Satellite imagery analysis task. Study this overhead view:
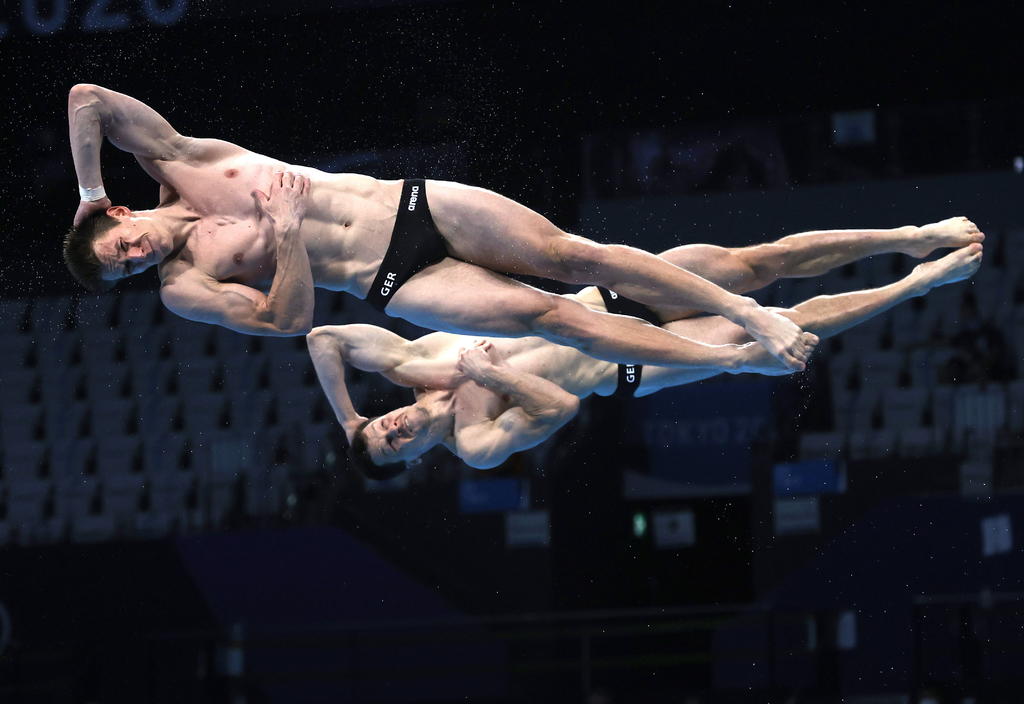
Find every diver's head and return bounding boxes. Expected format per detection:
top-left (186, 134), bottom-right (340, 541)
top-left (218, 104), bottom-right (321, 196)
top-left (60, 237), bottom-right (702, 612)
top-left (348, 402), bottom-right (450, 479)
top-left (347, 417), bottom-right (406, 481)
top-left (64, 206), bottom-right (167, 291)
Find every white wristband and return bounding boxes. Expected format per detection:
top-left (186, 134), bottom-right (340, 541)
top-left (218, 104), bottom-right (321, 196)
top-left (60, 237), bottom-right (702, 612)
top-left (79, 185), bottom-right (107, 202)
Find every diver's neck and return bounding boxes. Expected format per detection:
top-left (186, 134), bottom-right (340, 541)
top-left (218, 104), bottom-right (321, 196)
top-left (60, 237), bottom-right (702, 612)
top-left (137, 204), bottom-right (200, 258)
top-left (419, 389), bottom-right (457, 438)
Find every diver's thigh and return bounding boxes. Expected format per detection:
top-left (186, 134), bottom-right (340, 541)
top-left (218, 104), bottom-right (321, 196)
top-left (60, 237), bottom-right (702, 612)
top-left (385, 259), bottom-right (545, 337)
top-left (426, 180), bottom-right (570, 277)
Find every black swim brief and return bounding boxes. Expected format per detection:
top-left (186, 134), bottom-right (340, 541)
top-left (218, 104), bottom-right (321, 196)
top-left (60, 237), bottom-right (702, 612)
top-left (365, 179), bottom-right (450, 311)
top-left (597, 287), bottom-right (661, 399)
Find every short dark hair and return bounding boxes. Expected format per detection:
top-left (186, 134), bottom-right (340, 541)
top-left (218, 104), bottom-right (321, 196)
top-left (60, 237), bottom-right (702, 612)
top-left (347, 417), bottom-right (407, 481)
top-left (63, 210), bottom-right (118, 293)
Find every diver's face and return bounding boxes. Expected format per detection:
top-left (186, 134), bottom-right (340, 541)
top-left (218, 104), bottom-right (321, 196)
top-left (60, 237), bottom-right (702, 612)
top-left (93, 214), bottom-right (162, 282)
top-left (364, 404), bottom-right (439, 465)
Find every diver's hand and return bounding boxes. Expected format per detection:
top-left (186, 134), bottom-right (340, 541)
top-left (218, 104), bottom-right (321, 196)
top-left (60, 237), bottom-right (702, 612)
top-left (253, 171), bottom-right (310, 234)
top-left (342, 415), bottom-right (370, 445)
top-left (73, 196), bottom-right (112, 227)
top-left (471, 338), bottom-right (504, 364)
top-left (457, 341), bottom-right (501, 382)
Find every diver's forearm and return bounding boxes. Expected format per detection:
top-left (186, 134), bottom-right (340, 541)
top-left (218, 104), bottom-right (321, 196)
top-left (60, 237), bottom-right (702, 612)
top-left (68, 87), bottom-right (105, 190)
top-left (392, 357), bottom-right (464, 389)
top-left (469, 364), bottom-right (578, 418)
top-left (263, 226), bottom-right (315, 334)
top-left (307, 333), bottom-right (363, 426)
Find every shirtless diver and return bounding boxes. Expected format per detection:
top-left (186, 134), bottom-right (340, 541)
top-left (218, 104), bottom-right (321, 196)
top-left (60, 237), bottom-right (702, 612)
top-left (64, 83), bottom-right (889, 370)
top-left (306, 232), bottom-right (983, 473)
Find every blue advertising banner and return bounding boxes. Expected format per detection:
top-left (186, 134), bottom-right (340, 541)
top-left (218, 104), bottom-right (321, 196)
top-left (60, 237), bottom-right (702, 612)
top-left (635, 379), bottom-right (776, 494)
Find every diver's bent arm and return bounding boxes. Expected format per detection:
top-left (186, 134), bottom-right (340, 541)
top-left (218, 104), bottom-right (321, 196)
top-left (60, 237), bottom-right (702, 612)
top-left (68, 84), bottom-right (245, 186)
top-left (161, 271), bottom-right (312, 337)
top-left (457, 403), bottom-right (579, 470)
top-left (454, 358), bottom-right (580, 469)
top-left (68, 84), bottom-right (186, 189)
top-left (462, 358), bottom-right (581, 422)
top-left (306, 325), bottom-right (462, 389)
top-left (306, 328), bottom-right (373, 441)
top-left (161, 174), bottom-right (314, 336)
top-left (164, 171), bottom-right (315, 337)
top-left (306, 325), bottom-right (414, 375)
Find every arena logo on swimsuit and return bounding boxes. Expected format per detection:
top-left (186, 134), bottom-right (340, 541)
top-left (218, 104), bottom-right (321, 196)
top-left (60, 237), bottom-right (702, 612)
top-left (407, 185), bottom-right (420, 211)
top-left (624, 364), bottom-right (636, 383)
top-left (380, 271), bottom-right (397, 297)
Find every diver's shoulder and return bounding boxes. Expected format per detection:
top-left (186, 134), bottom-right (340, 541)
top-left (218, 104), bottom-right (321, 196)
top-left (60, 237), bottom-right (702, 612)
top-left (157, 253), bottom-right (195, 285)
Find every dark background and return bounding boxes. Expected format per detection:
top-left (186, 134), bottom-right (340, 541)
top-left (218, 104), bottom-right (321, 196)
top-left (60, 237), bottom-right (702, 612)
top-left (3, 1), bottom-right (1021, 296)
top-left (1, 2), bottom-right (1023, 703)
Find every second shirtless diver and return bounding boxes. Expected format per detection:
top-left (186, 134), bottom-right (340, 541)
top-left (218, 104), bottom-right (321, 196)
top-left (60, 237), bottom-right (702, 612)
top-left (65, 83), bottom-right (978, 370)
top-left (307, 233), bottom-right (983, 473)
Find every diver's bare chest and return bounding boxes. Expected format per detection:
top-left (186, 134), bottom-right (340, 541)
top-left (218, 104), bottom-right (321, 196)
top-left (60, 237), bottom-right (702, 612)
top-left (171, 159), bottom-right (279, 217)
top-left (453, 381), bottom-right (509, 424)
top-left (173, 162), bottom-right (283, 281)
top-left (187, 217), bottom-right (275, 284)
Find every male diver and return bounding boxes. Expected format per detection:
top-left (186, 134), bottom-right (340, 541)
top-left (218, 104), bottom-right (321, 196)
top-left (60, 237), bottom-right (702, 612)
top-left (63, 85), bottom-right (976, 371)
top-left (306, 234), bottom-right (983, 473)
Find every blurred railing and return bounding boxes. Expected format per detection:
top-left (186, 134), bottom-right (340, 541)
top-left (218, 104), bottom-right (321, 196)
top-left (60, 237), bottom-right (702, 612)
top-left (138, 603), bottom-right (766, 703)
top-left (6, 596), bottom-right (1023, 701)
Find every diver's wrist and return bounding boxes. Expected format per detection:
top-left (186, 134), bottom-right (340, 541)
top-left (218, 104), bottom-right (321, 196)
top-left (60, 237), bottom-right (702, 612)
top-left (78, 184), bottom-right (107, 202)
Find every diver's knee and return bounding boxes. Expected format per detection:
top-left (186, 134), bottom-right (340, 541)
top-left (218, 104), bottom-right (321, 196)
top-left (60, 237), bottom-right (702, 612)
top-left (736, 243), bottom-right (786, 288)
top-left (528, 296), bottom-right (593, 350)
top-left (550, 236), bottom-right (611, 284)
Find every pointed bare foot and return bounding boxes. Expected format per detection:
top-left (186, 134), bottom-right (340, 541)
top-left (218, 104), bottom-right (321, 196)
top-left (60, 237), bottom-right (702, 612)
top-left (741, 305), bottom-right (812, 370)
top-left (904, 216), bottom-right (985, 258)
top-left (910, 243), bottom-right (984, 293)
top-left (737, 332), bottom-right (820, 376)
